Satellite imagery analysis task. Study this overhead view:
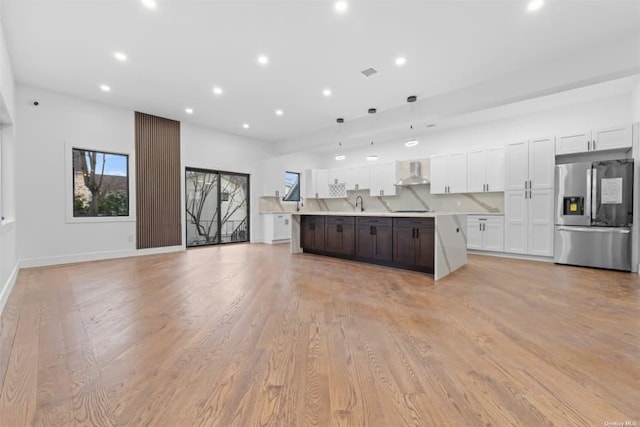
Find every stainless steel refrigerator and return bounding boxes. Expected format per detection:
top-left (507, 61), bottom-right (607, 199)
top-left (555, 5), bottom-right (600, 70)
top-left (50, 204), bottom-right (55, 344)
top-left (554, 159), bottom-right (634, 271)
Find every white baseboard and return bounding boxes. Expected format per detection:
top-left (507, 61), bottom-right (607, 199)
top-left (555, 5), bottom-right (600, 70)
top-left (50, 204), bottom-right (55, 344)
top-left (0, 262), bottom-right (20, 315)
top-left (468, 250), bottom-right (554, 263)
top-left (20, 245), bottom-right (185, 269)
top-left (263, 239), bottom-right (291, 245)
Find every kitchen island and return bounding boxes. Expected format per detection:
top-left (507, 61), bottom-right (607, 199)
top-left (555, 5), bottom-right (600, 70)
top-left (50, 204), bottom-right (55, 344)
top-left (291, 212), bottom-right (467, 280)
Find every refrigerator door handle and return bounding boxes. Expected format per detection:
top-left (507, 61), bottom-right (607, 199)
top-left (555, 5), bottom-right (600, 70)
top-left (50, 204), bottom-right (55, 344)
top-left (591, 168), bottom-right (597, 221)
top-left (556, 226), bottom-right (630, 234)
top-left (585, 168), bottom-right (592, 221)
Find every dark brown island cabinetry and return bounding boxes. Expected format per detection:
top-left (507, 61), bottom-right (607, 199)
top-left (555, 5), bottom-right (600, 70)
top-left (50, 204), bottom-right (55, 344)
top-left (325, 216), bottom-right (355, 256)
top-left (300, 215), bottom-right (325, 252)
top-left (299, 214), bottom-right (436, 274)
top-left (355, 217), bottom-right (393, 262)
top-left (392, 218), bottom-right (435, 272)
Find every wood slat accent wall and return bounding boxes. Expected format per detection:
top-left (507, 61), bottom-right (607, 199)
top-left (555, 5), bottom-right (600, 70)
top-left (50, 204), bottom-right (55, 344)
top-left (135, 112), bottom-right (182, 249)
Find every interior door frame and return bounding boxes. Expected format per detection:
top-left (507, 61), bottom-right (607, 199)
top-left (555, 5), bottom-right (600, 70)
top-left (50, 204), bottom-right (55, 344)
top-left (185, 166), bottom-right (251, 247)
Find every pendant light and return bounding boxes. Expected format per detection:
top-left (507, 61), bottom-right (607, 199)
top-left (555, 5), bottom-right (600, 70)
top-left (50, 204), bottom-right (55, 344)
top-left (366, 108), bottom-right (378, 160)
top-left (335, 118), bottom-right (346, 160)
top-left (405, 95), bottom-right (419, 147)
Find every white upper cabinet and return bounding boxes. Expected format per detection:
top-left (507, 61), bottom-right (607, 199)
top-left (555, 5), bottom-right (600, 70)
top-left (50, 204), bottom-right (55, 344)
top-left (555, 125), bottom-right (631, 155)
top-left (430, 154), bottom-right (447, 194)
top-left (369, 162), bottom-right (397, 197)
top-left (345, 166), bottom-right (370, 190)
top-left (592, 125), bottom-right (632, 151)
top-left (467, 149), bottom-right (486, 193)
top-left (485, 147), bottom-right (505, 192)
top-left (505, 138), bottom-right (554, 191)
top-left (327, 168), bottom-right (347, 185)
top-left (555, 131), bottom-right (589, 155)
top-left (505, 141), bottom-right (529, 191)
top-left (263, 167), bottom-right (285, 198)
top-left (467, 147), bottom-right (505, 193)
top-left (528, 137), bottom-right (555, 190)
top-left (304, 169), bottom-right (329, 199)
top-left (448, 153), bottom-right (468, 193)
top-left (430, 152), bottom-right (467, 194)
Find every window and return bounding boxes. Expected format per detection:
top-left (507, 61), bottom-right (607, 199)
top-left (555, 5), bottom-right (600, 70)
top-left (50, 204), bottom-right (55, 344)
top-left (72, 148), bottom-right (129, 217)
top-left (283, 171), bottom-right (300, 201)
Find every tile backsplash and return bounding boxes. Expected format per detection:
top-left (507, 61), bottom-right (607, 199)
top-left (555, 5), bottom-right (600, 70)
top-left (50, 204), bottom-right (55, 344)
top-left (260, 184), bottom-right (503, 214)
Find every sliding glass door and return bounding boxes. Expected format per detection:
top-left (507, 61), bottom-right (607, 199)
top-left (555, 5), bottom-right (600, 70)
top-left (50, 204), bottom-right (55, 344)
top-left (185, 168), bottom-right (249, 247)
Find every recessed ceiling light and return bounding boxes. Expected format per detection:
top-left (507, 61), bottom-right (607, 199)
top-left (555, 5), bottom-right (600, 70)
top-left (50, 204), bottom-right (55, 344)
top-left (185, 108), bottom-right (194, 114)
top-left (527, 0), bottom-right (544, 12)
top-left (243, 123), bottom-right (250, 129)
top-left (366, 155), bottom-right (378, 161)
top-left (99, 84), bottom-right (111, 92)
top-left (334, 1), bottom-right (348, 13)
top-left (275, 109), bottom-right (284, 116)
top-left (113, 51), bottom-right (127, 62)
top-left (323, 89), bottom-right (332, 97)
top-left (141, 0), bottom-right (157, 10)
top-left (257, 55), bottom-right (269, 65)
top-left (213, 86), bottom-right (223, 95)
top-left (405, 139), bottom-right (419, 147)
top-left (335, 155), bottom-right (346, 161)
top-left (395, 57), bottom-right (407, 66)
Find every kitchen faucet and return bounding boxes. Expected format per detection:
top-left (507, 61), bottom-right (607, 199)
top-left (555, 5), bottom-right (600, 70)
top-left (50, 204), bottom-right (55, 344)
top-left (355, 196), bottom-right (364, 212)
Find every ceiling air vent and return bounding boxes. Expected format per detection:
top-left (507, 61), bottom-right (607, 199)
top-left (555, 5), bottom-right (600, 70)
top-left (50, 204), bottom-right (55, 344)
top-left (361, 67), bottom-right (378, 77)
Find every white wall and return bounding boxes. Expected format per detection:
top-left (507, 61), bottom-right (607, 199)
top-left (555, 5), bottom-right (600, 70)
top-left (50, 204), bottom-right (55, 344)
top-left (0, 12), bottom-right (17, 314)
top-left (16, 85), bottom-right (275, 266)
top-left (322, 94), bottom-right (634, 168)
top-left (16, 86), bottom-right (137, 266)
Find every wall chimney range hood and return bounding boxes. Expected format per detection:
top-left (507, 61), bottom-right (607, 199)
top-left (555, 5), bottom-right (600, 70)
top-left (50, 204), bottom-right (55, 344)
top-left (396, 160), bottom-right (430, 186)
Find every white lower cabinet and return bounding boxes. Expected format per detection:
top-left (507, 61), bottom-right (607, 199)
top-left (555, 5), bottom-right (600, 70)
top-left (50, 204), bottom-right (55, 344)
top-left (467, 215), bottom-right (504, 251)
top-left (504, 188), bottom-right (554, 256)
top-left (263, 213), bottom-right (291, 243)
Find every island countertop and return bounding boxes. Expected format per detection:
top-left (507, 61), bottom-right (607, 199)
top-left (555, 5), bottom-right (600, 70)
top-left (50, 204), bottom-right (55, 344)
top-left (293, 211), bottom-right (462, 218)
top-left (290, 211), bottom-right (468, 280)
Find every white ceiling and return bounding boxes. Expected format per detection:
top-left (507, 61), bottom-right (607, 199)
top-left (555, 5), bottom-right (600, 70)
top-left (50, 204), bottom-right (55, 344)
top-left (2, 0), bottom-right (640, 149)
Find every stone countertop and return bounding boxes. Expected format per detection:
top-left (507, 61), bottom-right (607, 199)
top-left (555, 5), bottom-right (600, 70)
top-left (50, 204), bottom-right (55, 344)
top-left (291, 211), bottom-right (466, 218)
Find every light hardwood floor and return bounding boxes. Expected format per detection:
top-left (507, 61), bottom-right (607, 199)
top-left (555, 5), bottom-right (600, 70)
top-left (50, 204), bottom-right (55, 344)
top-left (0, 243), bottom-right (638, 426)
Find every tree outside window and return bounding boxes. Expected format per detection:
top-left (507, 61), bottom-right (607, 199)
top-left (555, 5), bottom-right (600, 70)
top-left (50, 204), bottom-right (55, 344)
top-left (72, 148), bottom-right (129, 217)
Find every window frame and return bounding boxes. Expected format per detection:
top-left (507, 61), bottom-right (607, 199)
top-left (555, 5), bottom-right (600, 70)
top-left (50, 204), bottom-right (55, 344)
top-left (65, 142), bottom-right (135, 224)
top-left (283, 170), bottom-right (301, 202)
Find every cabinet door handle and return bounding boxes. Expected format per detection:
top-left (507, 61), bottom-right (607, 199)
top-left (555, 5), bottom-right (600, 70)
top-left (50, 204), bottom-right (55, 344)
top-left (479, 223), bottom-right (482, 231)
top-left (412, 228), bottom-right (415, 238)
top-left (416, 228), bottom-right (420, 239)
top-left (529, 180), bottom-right (532, 189)
top-left (593, 140), bottom-right (596, 150)
top-left (337, 224), bottom-right (342, 233)
top-left (486, 183), bottom-right (489, 191)
top-left (524, 190), bottom-right (528, 199)
top-left (372, 226), bottom-right (377, 235)
top-left (315, 192), bottom-right (318, 198)
top-left (529, 190), bottom-right (532, 199)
